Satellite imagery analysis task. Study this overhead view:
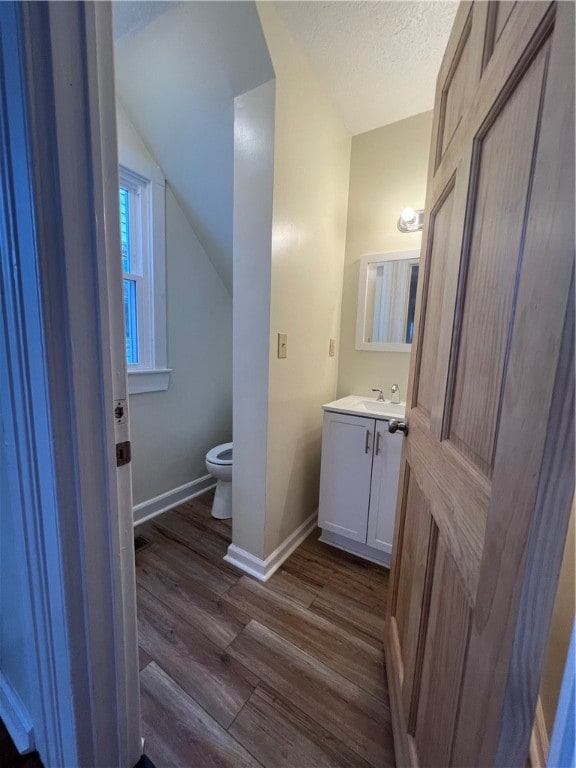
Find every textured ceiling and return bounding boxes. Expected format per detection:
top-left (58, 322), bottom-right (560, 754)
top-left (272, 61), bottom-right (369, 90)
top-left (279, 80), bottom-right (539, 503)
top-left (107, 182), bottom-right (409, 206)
top-left (273, 0), bottom-right (458, 135)
top-left (112, 1), bottom-right (181, 41)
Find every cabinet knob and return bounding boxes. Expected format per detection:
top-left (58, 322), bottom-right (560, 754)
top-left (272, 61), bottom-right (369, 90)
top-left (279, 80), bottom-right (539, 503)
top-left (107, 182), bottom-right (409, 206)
top-left (388, 419), bottom-right (408, 436)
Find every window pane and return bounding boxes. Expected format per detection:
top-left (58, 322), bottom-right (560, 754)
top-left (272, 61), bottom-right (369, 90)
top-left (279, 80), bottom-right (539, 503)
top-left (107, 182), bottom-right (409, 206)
top-left (119, 187), bottom-right (131, 273)
top-left (123, 279), bottom-right (138, 365)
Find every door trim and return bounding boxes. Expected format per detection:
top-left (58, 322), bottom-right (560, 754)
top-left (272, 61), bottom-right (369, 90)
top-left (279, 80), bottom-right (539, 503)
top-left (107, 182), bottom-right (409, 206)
top-left (0, 3), bottom-right (141, 765)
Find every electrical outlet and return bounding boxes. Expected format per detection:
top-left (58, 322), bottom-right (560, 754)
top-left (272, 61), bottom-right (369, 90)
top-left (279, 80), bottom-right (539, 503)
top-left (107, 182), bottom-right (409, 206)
top-left (329, 338), bottom-right (336, 357)
top-left (278, 333), bottom-right (287, 359)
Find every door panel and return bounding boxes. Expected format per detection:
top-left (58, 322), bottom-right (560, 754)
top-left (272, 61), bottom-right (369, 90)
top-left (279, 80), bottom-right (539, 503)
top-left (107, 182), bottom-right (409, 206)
top-left (394, 476), bottom-right (430, 655)
top-left (415, 186), bottom-right (454, 417)
top-left (484, 1), bottom-right (517, 66)
top-left (407, 409), bottom-right (486, 601)
top-left (493, 1), bottom-right (515, 42)
top-left (392, 473), bottom-right (434, 723)
top-left (385, 2), bottom-right (574, 766)
top-left (414, 539), bottom-right (471, 768)
top-left (448, 40), bottom-right (550, 476)
top-left (439, 8), bottom-right (473, 159)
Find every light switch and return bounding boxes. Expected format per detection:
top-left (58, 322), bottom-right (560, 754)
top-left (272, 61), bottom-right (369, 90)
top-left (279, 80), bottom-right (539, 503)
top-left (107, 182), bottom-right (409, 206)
top-left (278, 333), bottom-right (287, 359)
top-left (329, 338), bottom-right (336, 357)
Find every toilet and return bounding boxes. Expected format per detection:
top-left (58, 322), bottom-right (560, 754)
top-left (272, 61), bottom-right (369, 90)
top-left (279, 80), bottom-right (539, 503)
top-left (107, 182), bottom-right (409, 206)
top-left (205, 442), bottom-right (233, 519)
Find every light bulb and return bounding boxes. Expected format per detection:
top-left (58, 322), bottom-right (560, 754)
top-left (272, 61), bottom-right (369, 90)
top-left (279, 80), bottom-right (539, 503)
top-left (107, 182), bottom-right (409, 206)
top-left (400, 207), bottom-right (416, 224)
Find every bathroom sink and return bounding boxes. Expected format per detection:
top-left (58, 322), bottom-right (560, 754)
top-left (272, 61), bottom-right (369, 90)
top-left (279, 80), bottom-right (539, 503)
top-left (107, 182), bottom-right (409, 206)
top-left (322, 395), bottom-right (406, 420)
top-left (357, 400), bottom-right (406, 417)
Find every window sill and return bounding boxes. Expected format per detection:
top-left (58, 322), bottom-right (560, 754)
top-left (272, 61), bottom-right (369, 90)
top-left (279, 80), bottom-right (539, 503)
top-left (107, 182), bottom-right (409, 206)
top-left (128, 368), bottom-right (172, 395)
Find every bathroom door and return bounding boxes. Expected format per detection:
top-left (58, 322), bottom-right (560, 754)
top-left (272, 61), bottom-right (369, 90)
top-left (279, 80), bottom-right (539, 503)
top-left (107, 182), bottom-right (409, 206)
top-left (385, 2), bottom-right (574, 766)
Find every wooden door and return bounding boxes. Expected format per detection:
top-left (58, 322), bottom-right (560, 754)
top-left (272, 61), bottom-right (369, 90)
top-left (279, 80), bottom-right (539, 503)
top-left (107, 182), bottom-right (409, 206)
top-left (385, 2), bottom-right (575, 766)
top-left (318, 412), bottom-right (373, 542)
top-left (367, 420), bottom-right (403, 556)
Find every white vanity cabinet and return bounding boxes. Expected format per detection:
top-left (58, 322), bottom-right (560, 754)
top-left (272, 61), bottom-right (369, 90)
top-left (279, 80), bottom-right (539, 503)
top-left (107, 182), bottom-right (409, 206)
top-left (318, 409), bottom-right (403, 567)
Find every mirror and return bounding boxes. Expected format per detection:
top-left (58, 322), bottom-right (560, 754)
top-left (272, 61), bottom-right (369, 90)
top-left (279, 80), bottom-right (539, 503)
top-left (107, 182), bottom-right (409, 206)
top-left (355, 250), bottom-right (420, 352)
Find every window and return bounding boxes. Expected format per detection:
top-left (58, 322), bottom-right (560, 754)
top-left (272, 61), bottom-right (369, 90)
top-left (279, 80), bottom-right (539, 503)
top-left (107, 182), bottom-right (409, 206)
top-left (119, 163), bottom-right (169, 394)
top-left (120, 174), bottom-right (144, 366)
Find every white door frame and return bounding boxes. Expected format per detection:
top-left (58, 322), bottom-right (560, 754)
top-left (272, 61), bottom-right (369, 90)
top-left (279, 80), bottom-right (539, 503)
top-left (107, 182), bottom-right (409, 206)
top-left (0, 2), bottom-right (140, 765)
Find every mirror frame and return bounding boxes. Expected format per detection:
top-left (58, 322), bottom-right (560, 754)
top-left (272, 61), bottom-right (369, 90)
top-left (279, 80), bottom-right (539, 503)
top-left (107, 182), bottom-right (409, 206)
top-left (355, 249), bottom-right (420, 352)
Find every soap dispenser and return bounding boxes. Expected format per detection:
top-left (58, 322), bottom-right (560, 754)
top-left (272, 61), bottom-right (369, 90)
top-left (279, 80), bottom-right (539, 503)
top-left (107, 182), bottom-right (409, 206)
top-left (391, 384), bottom-right (400, 404)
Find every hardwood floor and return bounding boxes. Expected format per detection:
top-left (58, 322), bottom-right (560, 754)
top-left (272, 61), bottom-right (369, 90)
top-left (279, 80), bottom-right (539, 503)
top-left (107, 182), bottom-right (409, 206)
top-left (136, 491), bottom-right (396, 768)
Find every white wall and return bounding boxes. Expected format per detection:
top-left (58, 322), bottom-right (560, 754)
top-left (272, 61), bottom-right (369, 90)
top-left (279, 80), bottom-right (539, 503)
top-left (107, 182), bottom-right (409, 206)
top-left (337, 111), bottom-right (433, 400)
top-left (257, 2), bottom-right (351, 558)
top-left (232, 80), bottom-right (275, 558)
top-left (113, 1), bottom-right (274, 292)
top-left (117, 105), bottom-right (233, 507)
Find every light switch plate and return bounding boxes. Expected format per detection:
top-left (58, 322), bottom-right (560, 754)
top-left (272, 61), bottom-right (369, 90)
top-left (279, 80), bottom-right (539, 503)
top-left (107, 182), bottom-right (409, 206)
top-left (329, 338), bottom-right (336, 357)
top-left (278, 333), bottom-right (287, 359)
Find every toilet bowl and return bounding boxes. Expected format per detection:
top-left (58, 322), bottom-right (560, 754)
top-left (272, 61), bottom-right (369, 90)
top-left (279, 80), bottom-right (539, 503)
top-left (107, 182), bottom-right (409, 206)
top-left (205, 442), bottom-right (233, 519)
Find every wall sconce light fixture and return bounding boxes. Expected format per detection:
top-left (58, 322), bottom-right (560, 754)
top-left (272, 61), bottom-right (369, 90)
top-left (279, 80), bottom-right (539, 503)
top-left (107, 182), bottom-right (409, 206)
top-left (397, 207), bottom-right (424, 233)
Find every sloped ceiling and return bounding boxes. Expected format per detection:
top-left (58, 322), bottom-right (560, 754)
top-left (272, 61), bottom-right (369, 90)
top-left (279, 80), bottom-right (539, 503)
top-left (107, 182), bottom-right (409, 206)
top-left (113, 1), bottom-right (180, 42)
top-left (273, 1), bottom-right (458, 135)
top-left (112, 1), bottom-right (274, 293)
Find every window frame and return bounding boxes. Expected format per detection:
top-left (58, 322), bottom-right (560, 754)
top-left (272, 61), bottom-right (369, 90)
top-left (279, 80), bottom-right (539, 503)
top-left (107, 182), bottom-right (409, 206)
top-left (118, 156), bottom-right (169, 394)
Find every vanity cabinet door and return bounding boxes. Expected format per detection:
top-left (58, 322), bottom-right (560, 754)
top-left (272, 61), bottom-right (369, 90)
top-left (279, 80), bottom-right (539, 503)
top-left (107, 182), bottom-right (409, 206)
top-left (366, 420), bottom-right (403, 554)
top-left (318, 412), bottom-right (374, 543)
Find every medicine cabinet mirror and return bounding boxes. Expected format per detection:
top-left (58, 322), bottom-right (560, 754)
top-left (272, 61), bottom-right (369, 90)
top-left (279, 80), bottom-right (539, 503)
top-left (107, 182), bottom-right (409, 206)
top-left (355, 250), bottom-right (420, 352)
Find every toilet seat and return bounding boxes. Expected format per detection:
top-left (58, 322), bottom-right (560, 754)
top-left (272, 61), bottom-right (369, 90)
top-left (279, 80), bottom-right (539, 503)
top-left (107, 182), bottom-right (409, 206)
top-left (205, 442), bottom-right (233, 520)
top-left (206, 442), bottom-right (233, 466)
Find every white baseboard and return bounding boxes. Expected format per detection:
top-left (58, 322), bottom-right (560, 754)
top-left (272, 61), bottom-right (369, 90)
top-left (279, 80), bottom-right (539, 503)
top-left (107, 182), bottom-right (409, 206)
top-left (319, 530), bottom-right (391, 568)
top-left (224, 511), bottom-right (317, 581)
top-left (133, 474), bottom-right (216, 526)
top-left (0, 671), bottom-right (34, 754)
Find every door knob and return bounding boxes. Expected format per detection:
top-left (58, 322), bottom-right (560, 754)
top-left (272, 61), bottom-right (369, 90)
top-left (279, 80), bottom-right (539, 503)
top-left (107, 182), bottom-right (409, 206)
top-left (388, 419), bottom-right (408, 435)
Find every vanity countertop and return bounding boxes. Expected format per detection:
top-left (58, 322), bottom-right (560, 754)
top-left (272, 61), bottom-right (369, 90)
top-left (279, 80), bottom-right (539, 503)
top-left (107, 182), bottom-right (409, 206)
top-left (322, 395), bottom-right (406, 420)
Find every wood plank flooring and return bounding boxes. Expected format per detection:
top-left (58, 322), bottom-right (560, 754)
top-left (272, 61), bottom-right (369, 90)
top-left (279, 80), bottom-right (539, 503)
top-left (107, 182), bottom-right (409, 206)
top-left (136, 491), bottom-right (396, 768)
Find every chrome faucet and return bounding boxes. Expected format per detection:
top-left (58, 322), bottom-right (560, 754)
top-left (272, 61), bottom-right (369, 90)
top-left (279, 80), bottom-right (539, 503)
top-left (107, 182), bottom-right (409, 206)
top-left (371, 388), bottom-right (385, 402)
top-left (391, 384), bottom-right (400, 404)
